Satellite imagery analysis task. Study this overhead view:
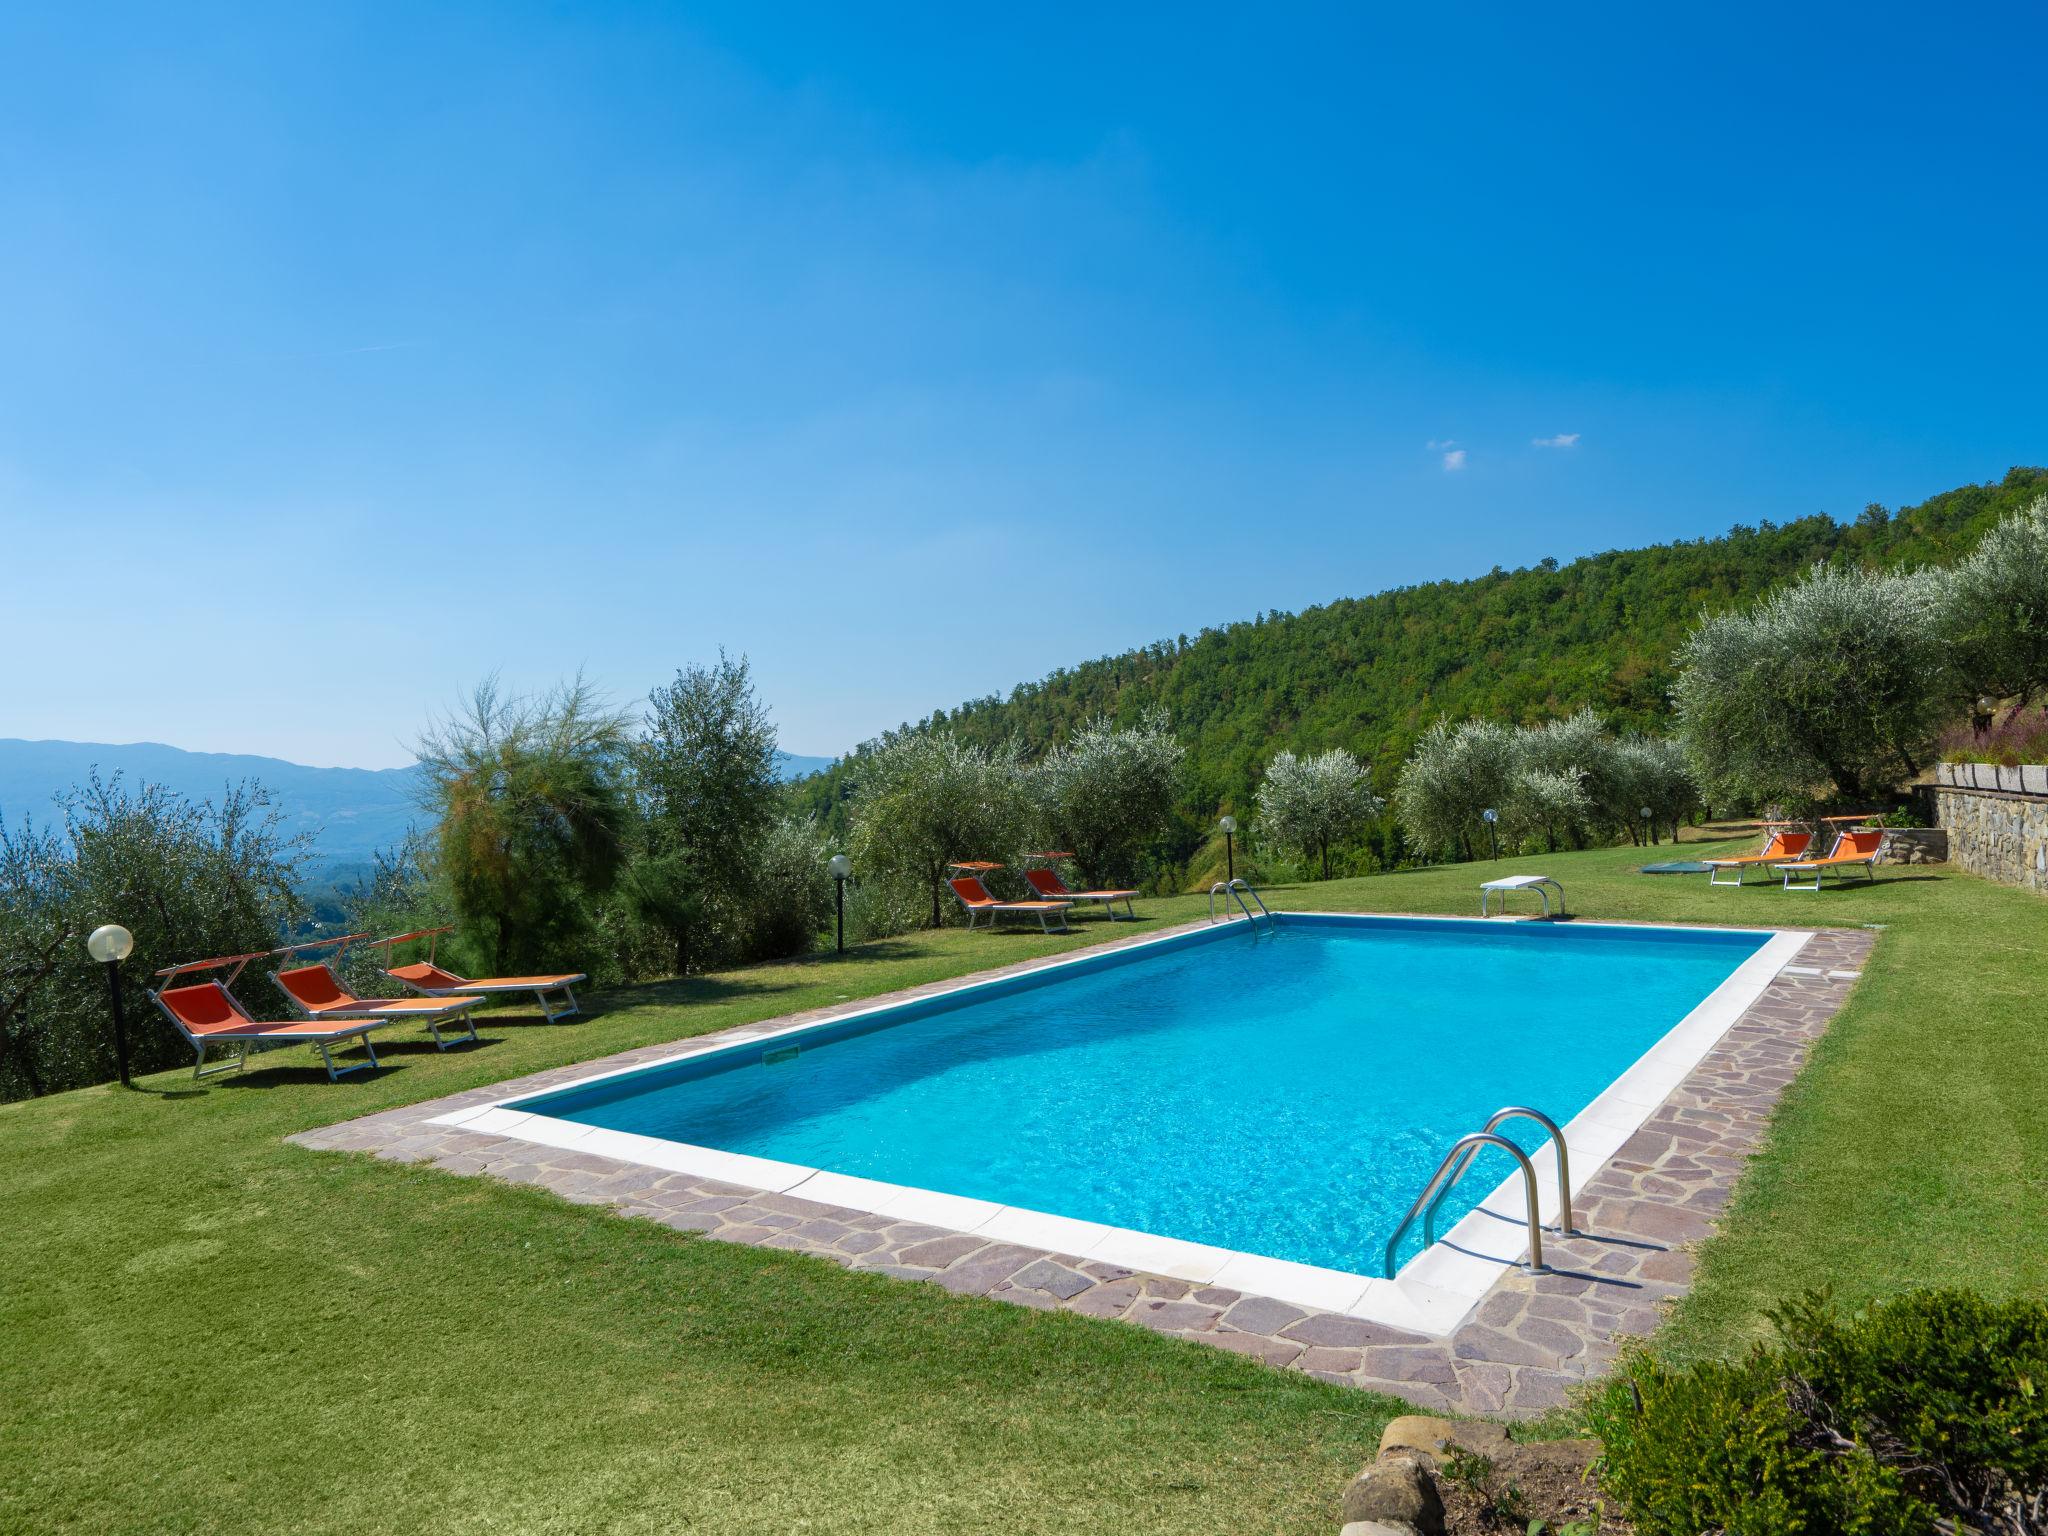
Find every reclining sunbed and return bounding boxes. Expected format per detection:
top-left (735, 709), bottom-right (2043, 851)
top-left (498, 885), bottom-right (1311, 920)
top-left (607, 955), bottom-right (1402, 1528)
top-left (1703, 826), bottom-right (1812, 887)
top-left (272, 960), bottom-right (485, 1050)
top-left (373, 927), bottom-right (585, 1023)
top-left (1021, 856), bottom-right (1138, 920)
top-left (948, 875), bottom-right (1072, 933)
top-left (150, 958), bottom-right (389, 1081)
top-left (1773, 827), bottom-right (1886, 891)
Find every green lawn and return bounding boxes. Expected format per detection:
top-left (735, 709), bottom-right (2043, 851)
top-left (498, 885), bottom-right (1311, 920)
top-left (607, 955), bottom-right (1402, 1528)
top-left (4, 841), bottom-right (2044, 1532)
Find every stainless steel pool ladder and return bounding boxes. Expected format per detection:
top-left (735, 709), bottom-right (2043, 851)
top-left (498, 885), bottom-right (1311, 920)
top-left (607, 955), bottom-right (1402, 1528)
top-left (1207, 878), bottom-right (1273, 928)
top-left (1381, 1106), bottom-right (1578, 1279)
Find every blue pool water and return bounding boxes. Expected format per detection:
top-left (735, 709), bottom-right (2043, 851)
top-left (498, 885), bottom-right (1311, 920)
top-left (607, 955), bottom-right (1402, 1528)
top-left (516, 916), bottom-right (1765, 1274)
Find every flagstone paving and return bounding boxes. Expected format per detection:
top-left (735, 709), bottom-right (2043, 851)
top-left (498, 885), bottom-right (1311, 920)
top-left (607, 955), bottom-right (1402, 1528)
top-left (289, 921), bottom-right (1873, 1416)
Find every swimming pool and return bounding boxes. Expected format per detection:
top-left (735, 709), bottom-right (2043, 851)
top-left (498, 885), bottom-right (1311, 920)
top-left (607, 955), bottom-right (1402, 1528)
top-left (475, 914), bottom-right (1799, 1322)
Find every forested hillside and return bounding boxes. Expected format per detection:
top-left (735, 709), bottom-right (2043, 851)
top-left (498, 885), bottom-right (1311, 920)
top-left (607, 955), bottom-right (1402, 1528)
top-left (796, 468), bottom-right (2046, 840)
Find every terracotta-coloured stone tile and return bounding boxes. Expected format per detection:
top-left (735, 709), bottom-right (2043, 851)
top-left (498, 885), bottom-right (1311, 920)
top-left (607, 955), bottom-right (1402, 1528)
top-left (1221, 1295), bottom-right (1307, 1335)
top-left (898, 1233), bottom-right (986, 1269)
top-left (1297, 1346), bottom-right (1365, 1373)
top-left (1202, 1331), bottom-right (1304, 1367)
top-left (1130, 1299), bottom-right (1223, 1334)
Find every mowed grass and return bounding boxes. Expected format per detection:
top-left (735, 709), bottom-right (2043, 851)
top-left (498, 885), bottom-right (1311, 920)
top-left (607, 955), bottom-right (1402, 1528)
top-left (4, 839), bottom-right (2045, 1531)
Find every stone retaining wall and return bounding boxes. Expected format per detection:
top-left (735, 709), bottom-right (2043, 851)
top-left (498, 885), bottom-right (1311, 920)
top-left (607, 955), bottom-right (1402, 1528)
top-left (1935, 785), bottom-right (2048, 893)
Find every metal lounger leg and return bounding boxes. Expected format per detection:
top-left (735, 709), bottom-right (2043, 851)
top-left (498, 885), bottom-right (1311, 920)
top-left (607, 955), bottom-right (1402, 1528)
top-left (426, 1010), bottom-right (480, 1051)
top-left (193, 1040), bottom-right (249, 1080)
top-left (315, 1031), bottom-right (378, 1080)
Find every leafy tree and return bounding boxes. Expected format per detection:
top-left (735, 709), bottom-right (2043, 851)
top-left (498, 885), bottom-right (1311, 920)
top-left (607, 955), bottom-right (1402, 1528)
top-left (846, 731), bottom-right (1030, 927)
top-left (1394, 718), bottom-right (1518, 859)
top-left (631, 652), bottom-right (781, 975)
top-left (1936, 494), bottom-right (2048, 717)
top-left (1503, 765), bottom-right (1592, 853)
top-left (1515, 708), bottom-right (1610, 847)
top-left (1613, 734), bottom-right (1699, 844)
top-left (1037, 712), bottom-right (1186, 887)
top-left (1254, 748), bottom-right (1384, 879)
top-left (1674, 562), bottom-right (1951, 808)
top-left (336, 828), bottom-right (455, 996)
top-left (414, 675), bottom-right (631, 974)
top-left (1, 774), bottom-right (306, 1101)
top-left (0, 818), bottom-right (72, 1099)
top-left (728, 816), bottom-right (835, 961)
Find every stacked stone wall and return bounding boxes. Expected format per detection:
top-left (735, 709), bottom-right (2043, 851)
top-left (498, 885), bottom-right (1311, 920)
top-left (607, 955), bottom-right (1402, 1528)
top-left (1934, 784), bottom-right (2048, 893)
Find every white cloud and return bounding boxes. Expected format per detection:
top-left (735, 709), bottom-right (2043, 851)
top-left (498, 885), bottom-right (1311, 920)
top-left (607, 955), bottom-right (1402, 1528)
top-left (1532, 432), bottom-right (1580, 448)
top-left (1427, 437), bottom-right (1456, 450)
top-left (1441, 448), bottom-right (1466, 472)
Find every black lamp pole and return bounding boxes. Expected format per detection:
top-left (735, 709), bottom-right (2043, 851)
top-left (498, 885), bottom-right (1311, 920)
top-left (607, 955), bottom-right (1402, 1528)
top-left (1220, 816), bottom-right (1237, 882)
top-left (828, 855), bottom-right (851, 955)
top-left (88, 925), bottom-right (136, 1088)
top-left (103, 959), bottom-right (131, 1087)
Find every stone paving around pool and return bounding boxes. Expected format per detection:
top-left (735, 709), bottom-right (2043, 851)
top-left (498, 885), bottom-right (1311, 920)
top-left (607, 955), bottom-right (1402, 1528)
top-left (288, 921), bottom-right (1874, 1417)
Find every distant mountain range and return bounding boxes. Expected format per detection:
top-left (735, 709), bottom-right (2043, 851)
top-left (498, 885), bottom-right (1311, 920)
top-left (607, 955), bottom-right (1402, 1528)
top-left (0, 739), bottom-right (839, 874)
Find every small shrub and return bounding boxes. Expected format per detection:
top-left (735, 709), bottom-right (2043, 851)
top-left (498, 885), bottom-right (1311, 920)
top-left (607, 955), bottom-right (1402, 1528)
top-left (1938, 705), bottom-right (2048, 767)
top-left (1587, 1288), bottom-right (2048, 1536)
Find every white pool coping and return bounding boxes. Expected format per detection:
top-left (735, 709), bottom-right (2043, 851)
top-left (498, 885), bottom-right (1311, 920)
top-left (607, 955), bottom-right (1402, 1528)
top-left (427, 913), bottom-right (1814, 1337)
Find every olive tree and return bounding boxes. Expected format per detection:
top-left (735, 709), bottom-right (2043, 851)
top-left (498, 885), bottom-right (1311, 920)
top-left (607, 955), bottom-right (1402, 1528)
top-left (1036, 712), bottom-right (1186, 887)
top-left (1513, 709), bottom-right (1611, 848)
top-left (415, 674), bottom-right (632, 974)
top-left (847, 731), bottom-right (1031, 927)
top-left (631, 652), bottom-right (781, 975)
top-left (1394, 717), bottom-right (1518, 859)
top-left (1502, 765), bottom-right (1592, 853)
top-left (1, 774), bottom-right (306, 1101)
top-left (1936, 495), bottom-right (2048, 717)
top-left (1674, 562), bottom-right (1950, 808)
top-left (727, 815), bottom-right (835, 962)
top-left (1254, 748), bottom-right (1384, 879)
top-left (1611, 734), bottom-right (1699, 844)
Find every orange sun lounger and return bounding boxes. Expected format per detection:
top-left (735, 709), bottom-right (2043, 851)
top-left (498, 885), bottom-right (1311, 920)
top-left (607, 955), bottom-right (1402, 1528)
top-left (948, 875), bottom-right (1072, 933)
top-left (1703, 826), bottom-right (1812, 887)
top-left (1773, 827), bottom-right (1886, 891)
top-left (149, 957), bottom-right (390, 1081)
top-left (271, 957), bottom-right (485, 1051)
top-left (1021, 856), bottom-right (1138, 920)
top-left (373, 928), bottom-right (586, 1023)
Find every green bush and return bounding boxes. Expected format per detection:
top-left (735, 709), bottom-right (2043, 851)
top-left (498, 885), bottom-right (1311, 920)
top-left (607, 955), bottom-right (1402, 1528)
top-left (1588, 1289), bottom-right (2048, 1536)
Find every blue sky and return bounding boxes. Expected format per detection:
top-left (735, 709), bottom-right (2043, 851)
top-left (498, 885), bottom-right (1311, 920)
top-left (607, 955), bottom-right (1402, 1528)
top-left (3, 3), bottom-right (2043, 769)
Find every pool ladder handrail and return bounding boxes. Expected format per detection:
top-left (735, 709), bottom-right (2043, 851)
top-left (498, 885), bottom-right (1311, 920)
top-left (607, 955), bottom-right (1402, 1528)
top-left (1207, 878), bottom-right (1273, 928)
top-left (1381, 1106), bottom-right (1578, 1280)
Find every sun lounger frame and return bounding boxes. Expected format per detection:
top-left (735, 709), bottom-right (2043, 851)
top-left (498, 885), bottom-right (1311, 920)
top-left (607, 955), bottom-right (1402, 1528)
top-left (1704, 825), bottom-right (1812, 886)
top-left (1021, 858), bottom-right (1138, 920)
top-left (1771, 827), bottom-right (1886, 892)
top-left (948, 875), bottom-right (1073, 933)
top-left (271, 959), bottom-right (484, 1051)
top-left (371, 927), bottom-right (586, 1023)
top-left (149, 956), bottom-right (386, 1081)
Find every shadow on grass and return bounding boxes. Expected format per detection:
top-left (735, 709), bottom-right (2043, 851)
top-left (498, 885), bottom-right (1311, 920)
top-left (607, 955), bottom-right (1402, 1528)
top-left (468, 1011), bottom-right (591, 1029)
top-left (220, 1060), bottom-right (410, 1091)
